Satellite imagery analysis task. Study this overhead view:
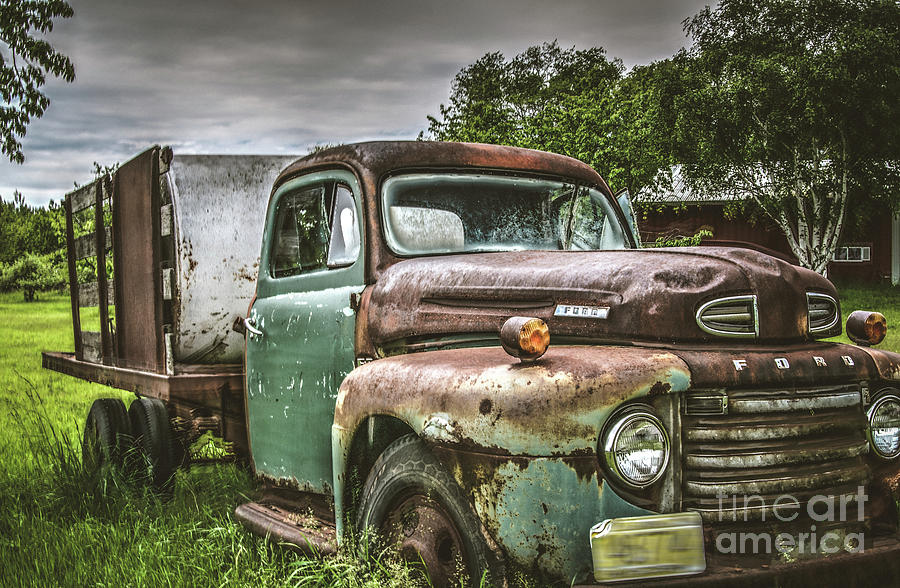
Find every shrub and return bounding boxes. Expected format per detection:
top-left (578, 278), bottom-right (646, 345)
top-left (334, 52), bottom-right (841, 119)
top-left (648, 228), bottom-right (713, 248)
top-left (0, 251), bottom-right (67, 301)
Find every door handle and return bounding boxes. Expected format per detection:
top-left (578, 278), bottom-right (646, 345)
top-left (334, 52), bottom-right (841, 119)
top-left (232, 315), bottom-right (263, 337)
top-left (242, 317), bottom-right (263, 337)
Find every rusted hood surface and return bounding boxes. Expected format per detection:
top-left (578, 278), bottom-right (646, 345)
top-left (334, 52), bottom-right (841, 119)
top-left (367, 247), bottom-right (836, 346)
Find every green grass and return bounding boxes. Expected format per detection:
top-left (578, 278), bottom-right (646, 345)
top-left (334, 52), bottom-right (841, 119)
top-left (0, 291), bottom-right (418, 587)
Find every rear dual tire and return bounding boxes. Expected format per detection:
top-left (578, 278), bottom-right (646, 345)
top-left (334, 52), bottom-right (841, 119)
top-left (82, 397), bottom-right (176, 491)
top-left (128, 397), bottom-right (176, 490)
top-left (82, 398), bottom-right (130, 473)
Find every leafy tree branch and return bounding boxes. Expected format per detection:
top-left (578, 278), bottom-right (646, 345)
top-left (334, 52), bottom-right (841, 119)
top-left (0, 0), bottom-right (75, 163)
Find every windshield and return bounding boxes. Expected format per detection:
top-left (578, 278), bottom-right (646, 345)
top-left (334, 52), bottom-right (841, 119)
top-left (382, 173), bottom-right (629, 256)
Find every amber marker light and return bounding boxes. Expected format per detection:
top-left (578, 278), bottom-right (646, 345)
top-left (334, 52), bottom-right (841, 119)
top-left (501, 316), bottom-right (550, 361)
top-left (846, 310), bottom-right (887, 346)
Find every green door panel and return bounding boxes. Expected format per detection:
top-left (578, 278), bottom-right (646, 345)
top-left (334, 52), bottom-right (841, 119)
top-left (246, 170), bottom-right (364, 492)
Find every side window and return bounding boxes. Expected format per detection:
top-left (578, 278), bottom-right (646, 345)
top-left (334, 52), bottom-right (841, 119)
top-left (327, 185), bottom-right (361, 267)
top-left (570, 191), bottom-right (625, 251)
top-left (270, 182), bottom-right (360, 278)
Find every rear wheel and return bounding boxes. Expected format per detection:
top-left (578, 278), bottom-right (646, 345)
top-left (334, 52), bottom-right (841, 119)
top-left (356, 434), bottom-right (502, 587)
top-left (82, 398), bottom-right (130, 472)
top-left (127, 397), bottom-right (176, 490)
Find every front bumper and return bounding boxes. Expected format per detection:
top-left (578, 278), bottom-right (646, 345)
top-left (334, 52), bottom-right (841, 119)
top-left (577, 534), bottom-right (900, 587)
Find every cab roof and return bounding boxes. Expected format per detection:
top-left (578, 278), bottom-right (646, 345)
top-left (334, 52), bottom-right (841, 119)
top-left (274, 141), bottom-right (607, 191)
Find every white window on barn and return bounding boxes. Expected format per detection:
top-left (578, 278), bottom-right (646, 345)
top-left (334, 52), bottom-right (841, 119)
top-left (833, 245), bottom-right (871, 263)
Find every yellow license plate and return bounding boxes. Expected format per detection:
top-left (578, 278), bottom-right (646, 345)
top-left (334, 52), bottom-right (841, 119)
top-left (590, 512), bottom-right (706, 583)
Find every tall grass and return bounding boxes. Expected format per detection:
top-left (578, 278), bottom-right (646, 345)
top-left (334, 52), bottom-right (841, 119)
top-left (0, 292), bottom-right (422, 587)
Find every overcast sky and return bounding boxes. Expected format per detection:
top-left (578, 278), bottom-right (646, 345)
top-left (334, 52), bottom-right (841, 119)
top-left (1, 0), bottom-right (710, 206)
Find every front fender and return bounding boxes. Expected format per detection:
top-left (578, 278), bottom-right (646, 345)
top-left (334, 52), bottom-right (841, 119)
top-left (331, 345), bottom-right (691, 544)
top-left (335, 345), bottom-right (690, 455)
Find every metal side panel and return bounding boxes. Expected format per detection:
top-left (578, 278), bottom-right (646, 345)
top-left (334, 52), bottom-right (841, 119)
top-left (168, 155), bottom-right (299, 364)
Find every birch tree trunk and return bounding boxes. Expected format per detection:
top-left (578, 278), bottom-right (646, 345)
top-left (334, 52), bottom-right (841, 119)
top-left (754, 158), bottom-right (847, 276)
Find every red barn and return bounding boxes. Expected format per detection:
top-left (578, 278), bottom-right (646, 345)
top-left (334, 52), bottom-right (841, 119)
top-left (634, 171), bottom-right (898, 283)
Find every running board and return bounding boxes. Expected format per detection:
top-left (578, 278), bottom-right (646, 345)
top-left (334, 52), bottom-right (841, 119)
top-left (235, 500), bottom-right (337, 556)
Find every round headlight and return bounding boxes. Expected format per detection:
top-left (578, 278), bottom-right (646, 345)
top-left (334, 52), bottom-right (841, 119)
top-left (603, 410), bottom-right (669, 487)
top-left (868, 394), bottom-right (900, 460)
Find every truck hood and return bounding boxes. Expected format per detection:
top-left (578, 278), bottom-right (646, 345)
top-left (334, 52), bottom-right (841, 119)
top-left (366, 247), bottom-right (839, 347)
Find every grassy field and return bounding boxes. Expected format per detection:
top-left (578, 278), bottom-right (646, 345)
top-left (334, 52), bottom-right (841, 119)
top-left (0, 292), bottom-right (416, 588)
top-left (1, 285), bottom-right (898, 587)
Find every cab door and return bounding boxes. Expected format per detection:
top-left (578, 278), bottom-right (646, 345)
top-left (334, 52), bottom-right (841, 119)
top-left (245, 170), bottom-right (364, 492)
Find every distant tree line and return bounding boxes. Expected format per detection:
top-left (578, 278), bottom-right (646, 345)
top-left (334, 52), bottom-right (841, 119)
top-left (0, 192), bottom-right (67, 300)
top-left (424, 0), bottom-right (900, 275)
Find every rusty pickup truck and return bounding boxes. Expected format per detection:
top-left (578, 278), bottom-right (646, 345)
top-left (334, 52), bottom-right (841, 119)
top-left (45, 141), bottom-right (900, 586)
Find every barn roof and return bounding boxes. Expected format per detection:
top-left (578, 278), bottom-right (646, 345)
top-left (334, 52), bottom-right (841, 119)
top-left (635, 165), bottom-right (741, 204)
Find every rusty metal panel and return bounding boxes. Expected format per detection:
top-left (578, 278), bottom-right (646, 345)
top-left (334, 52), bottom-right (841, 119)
top-left (167, 154), bottom-right (298, 364)
top-left (112, 148), bottom-right (164, 371)
top-left (275, 141), bottom-right (606, 195)
top-left (334, 344), bottom-right (691, 457)
top-left (364, 247), bottom-right (837, 349)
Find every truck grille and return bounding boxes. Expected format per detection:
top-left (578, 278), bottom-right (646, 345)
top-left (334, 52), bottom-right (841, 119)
top-left (682, 384), bottom-right (870, 522)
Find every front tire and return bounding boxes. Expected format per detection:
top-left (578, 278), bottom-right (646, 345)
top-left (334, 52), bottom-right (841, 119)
top-left (356, 434), bottom-right (502, 587)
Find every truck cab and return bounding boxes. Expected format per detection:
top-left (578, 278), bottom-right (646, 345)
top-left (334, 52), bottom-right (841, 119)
top-left (240, 141), bottom-right (900, 585)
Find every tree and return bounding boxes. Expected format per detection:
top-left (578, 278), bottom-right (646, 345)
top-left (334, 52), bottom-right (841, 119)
top-left (0, 190), bottom-right (66, 300)
top-left (0, 190), bottom-right (63, 263)
top-left (0, 251), bottom-right (65, 301)
top-left (610, 60), bottom-right (682, 197)
top-left (425, 42), bottom-right (681, 197)
top-left (1, 0), bottom-right (75, 163)
top-left (662, 0), bottom-right (900, 274)
top-left (426, 43), bottom-right (634, 191)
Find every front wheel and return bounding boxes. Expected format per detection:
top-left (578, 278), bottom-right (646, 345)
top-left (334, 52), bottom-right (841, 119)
top-left (356, 434), bottom-right (502, 587)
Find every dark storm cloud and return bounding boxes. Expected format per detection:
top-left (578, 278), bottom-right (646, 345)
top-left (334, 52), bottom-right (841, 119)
top-left (1, 0), bottom-right (710, 205)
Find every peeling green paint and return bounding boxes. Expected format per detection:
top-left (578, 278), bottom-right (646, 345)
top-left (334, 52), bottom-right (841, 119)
top-left (247, 170), bottom-right (364, 492)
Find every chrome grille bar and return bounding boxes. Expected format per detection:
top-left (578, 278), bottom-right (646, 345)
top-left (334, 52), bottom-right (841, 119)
top-left (682, 384), bottom-right (870, 522)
